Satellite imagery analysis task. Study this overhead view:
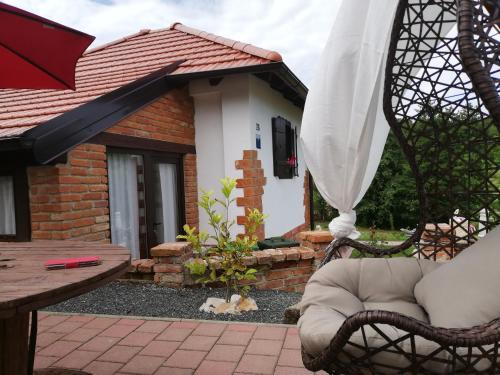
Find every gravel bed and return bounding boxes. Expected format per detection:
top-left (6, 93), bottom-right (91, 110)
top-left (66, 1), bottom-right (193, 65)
top-left (44, 281), bottom-right (302, 324)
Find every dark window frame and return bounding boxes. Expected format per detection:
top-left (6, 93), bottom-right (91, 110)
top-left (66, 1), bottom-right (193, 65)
top-left (106, 146), bottom-right (186, 258)
top-left (271, 116), bottom-right (299, 179)
top-left (0, 165), bottom-right (31, 242)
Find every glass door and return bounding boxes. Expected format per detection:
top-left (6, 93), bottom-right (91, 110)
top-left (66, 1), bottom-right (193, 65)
top-left (148, 158), bottom-right (181, 247)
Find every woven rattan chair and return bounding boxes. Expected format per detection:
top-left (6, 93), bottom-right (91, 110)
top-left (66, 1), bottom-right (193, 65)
top-left (298, 0), bottom-right (499, 373)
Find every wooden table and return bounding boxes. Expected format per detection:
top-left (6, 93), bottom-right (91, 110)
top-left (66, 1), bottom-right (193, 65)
top-left (0, 241), bottom-right (130, 375)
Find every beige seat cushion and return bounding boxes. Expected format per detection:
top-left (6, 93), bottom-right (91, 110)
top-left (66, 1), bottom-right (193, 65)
top-left (299, 258), bottom-right (439, 355)
top-left (414, 226), bottom-right (500, 328)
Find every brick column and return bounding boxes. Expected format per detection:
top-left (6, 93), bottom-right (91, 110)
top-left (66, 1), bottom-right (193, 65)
top-left (235, 150), bottom-right (266, 239)
top-left (183, 153), bottom-right (199, 229)
top-left (297, 230), bottom-right (334, 267)
top-left (150, 242), bottom-right (193, 287)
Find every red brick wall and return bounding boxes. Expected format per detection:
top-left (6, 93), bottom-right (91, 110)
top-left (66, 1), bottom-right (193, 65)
top-left (28, 87), bottom-right (198, 242)
top-left (28, 144), bottom-right (110, 241)
top-left (106, 88), bottom-right (195, 145)
top-left (235, 150), bottom-right (266, 239)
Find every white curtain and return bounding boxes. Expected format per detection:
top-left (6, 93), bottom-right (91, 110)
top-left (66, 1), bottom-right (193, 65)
top-left (0, 176), bottom-right (15, 235)
top-left (158, 163), bottom-right (178, 243)
top-left (108, 153), bottom-right (140, 259)
top-left (300, 0), bottom-right (399, 252)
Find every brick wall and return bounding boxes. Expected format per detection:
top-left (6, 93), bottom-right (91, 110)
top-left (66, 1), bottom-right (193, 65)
top-left (183, 153), bottom-right (199, 229)
top-left (29, 144), bottom-right (110, 241)
top-left (106, 87), bottom-right (195, 145)
top-left (28, 87), bottom-right (198, 242)
top-left (235, 150), bottom-right (266, 239)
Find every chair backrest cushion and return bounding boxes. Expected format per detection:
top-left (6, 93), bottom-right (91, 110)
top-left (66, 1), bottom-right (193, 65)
top-left (414, 226), bottom-right (500, 328)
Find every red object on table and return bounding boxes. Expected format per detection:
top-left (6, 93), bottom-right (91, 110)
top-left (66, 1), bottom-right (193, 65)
top-left (44, 256), bottom-right (101, 270)
top-left (0, 2), bottom-right (94, 90)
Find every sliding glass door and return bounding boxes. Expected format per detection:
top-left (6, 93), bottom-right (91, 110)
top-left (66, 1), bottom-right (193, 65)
top-left (0, 176), bottom-right (16, 238)
top-left (107, 149), bottom-right (183, 258)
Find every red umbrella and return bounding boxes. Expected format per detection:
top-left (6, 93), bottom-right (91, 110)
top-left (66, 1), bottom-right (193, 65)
top-left (0, 1), bottom-right (95, 90)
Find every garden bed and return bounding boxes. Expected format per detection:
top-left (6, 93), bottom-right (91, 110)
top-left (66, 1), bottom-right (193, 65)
top-left (43, 281), bottom-right (302, 324)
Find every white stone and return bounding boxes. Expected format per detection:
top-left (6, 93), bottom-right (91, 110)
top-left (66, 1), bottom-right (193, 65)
top-left (199, 294), bottom-right (258, 315)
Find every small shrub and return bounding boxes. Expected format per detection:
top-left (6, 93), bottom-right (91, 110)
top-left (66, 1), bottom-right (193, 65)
top-left (179, 177), bottom-right (266, 303)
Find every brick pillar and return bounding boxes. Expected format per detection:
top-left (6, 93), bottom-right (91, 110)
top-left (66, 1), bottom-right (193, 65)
top-left (303, 170), bottom-right (311, 229)
top-left (235, 150), bottom-right (266, 240)
top-left (183, 153), bottom-right (199, 229)
top-left (297, 230), bottom-right (334, 268)
top-left (150, 242), bottom-right (193, 287)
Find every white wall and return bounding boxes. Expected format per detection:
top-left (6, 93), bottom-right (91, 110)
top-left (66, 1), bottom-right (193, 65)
top-left (190, 76), bottom-right (251, 237)
top-left (190, 74), bottom-right (305, 238)
top-left (249, 75), bottom-right (305, 237)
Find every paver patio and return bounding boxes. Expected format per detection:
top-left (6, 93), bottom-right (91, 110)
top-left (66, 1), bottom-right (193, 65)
top-left (35, 312), bottom-right (325, 375)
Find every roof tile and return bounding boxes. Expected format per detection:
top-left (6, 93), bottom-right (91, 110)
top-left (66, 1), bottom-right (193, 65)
top-left (0, 23), bottom-right (282, 137)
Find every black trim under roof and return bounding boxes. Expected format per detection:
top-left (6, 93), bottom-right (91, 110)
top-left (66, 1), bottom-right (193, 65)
top-left (0, 61), bottom-right (307, 165)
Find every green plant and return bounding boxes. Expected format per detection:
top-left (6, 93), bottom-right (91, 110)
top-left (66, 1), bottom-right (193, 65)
top-left (178, 177), bottom-right (266, 303)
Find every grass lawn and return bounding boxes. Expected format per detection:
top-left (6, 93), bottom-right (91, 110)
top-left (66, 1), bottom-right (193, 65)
top-left (315, 222), bottom-right (407, 242)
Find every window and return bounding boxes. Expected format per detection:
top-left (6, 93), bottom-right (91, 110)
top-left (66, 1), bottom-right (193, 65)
top-left (0, 176), bottom-right (16, 238)
top-left (107, 149), bottom-right (183, 258)
top-left (0, 168), bottom-right (30, 242)
top-left (272, 116), bottom-right (298, 179)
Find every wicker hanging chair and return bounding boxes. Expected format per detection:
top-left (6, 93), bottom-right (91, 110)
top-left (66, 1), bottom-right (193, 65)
top-left (297, 0), bottom-right (500, 373)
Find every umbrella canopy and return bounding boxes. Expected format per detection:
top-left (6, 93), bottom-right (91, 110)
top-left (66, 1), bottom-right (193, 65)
top-left (0, 1), bottom-right (94, 90)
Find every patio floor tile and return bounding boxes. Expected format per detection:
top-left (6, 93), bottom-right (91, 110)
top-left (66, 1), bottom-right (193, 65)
top-left (119, 331), bottom-right (158, 346)
top-left (36, 332), bottom-right (65, 348)
top-left (164, 350), bottom-right (208, 369)
top-left (283, 334), bottom-right (301, 349)
top-left (235, 354), bottom-right (277, 374)
top-left (206, 344), bottom-right (245, 362)
top-left (63, 328), bottom-right (102, 342)
top-left (66, 314), bottom-right (96, 323)
top-left (195, 360), bottom-right (237, 375)
top-left (275, 367), bottom-right (314, 375)
top-left (99, 323), bottom-right (137, 338)
top-left (179, 335), bottom-right (218, 351)
top-left (139, 340), bottom-right (180, 357)
top-left (37, 340), bottom-right (81, 357)
top-left (79, 336), bottom-right (120, 352)
top-left (53, 349), bottom-right (101, 369)
top-left (157, 327), bottom-right (194, 341)
top-left (155, 367), bottom-right (194, 375)
top-left (218, 330), bottom-right (254, 346)
top-left (82, 317), bottom-right (118, 330)
top-left (34, 355), bottom-right (59, 369)
top-left (98, 345), bottom-right (142, 363)
top-left (136, 320), bottom-right (171, 333)
top-left (83, 360), bottom-right (124, 375)
top-left (277, 349), bottom-right (303, 367)
top-left (119, 354), bottom-right (164, 374)
top-left (46, 320), bottom-right (85, 333)
top-left (253, 326), bottom-right (287, 341)
top-left (170, 321), bottom-right (200, 329)
top-left (38, 314), bottom-right (70, 327)
top-left (118, 317), bottom-right (145, 326)
top-left (36, 313), bottom-right (316, 374)
top-left (192, 322), bottom-right (227, 336)
top-left (246, 339), bottom-right (283, 356)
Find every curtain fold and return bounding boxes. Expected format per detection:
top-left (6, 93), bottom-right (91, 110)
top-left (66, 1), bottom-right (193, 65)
top-left (0, 176), bottom-right (15, 235)
top-left (300, 0), bottom-right (399, 252)
top-left (158, 163), bottom-right (178, 243)
top-left (108, 153), bottom-right (140, 259)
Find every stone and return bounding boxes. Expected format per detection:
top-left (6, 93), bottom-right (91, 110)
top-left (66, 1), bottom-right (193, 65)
top-left (150, 242), bottom-right (191, 257)
top-left (298, 247), bottom-right (315, 259)
top-left (264, 249), bottom-right (286, 262)
top-left (282, 248), bottom-right (300, 261)
top-left (199, 295), bottom-right (258, 315)
top-left (137, 259), bottom-right (155, 273)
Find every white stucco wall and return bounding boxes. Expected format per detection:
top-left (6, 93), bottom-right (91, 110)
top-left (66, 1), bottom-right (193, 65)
top-left (249, 75), bottom-right (305, 237)
top-left (190, 74), bottom-right (305, 238)
top-left (190, 76), bottom-right (251, 237)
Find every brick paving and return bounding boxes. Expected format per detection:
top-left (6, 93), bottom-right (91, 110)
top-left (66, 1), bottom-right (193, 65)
top-left (35, 312), bottom-right (326, 375)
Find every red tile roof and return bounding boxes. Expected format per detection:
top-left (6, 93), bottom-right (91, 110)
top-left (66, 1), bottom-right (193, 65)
top-left (0, 23), bottom-right (282, 138)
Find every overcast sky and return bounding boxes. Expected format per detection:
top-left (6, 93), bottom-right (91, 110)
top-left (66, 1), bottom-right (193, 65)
top-left (7, 0), bottom-right (341, 85)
